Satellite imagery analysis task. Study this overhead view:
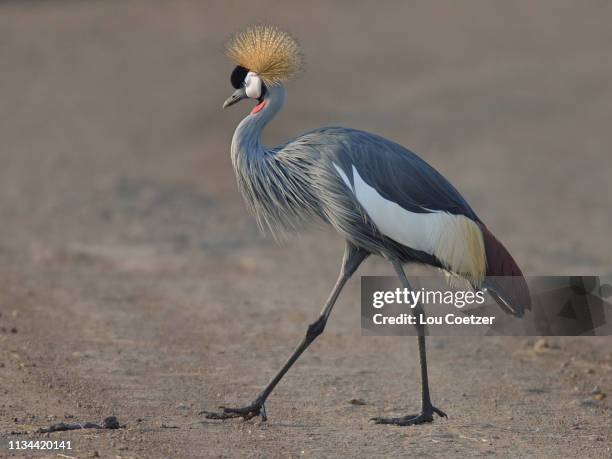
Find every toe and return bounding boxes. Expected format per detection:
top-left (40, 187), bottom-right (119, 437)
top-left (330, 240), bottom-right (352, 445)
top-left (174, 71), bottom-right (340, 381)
top-left (371, 416), bottom-right (415, 425)
top-left (202, 410), bottom-right (239, 420)
top-left (432, 407), bottom-right (447, 418)
top-left (371, 414), bottom-right (418, 422)
top-left (371, 413), bottom-right (433, 426)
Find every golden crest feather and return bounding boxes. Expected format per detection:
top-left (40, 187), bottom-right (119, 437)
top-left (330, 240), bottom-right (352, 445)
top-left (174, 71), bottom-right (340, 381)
top-left (226, 25), bottom-right (302, 86)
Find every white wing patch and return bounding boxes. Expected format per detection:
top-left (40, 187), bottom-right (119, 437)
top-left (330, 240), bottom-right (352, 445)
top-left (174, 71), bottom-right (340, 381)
top-left (333, 163), bottom-right (352, 189)
top-left (350, 164), bottom-right (446, 255)
top-left (332, 162), bottom-right (486, 281)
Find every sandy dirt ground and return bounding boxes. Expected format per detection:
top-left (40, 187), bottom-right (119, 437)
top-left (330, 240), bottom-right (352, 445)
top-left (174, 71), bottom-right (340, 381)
top-left (1, 1), bottom-right (611, 457)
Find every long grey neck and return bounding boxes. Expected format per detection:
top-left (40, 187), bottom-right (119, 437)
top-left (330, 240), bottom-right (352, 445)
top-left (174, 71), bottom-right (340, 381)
top-left (229, 85), bottom-right (316, 235)
top-left (231, 85), bottom-right (287, 160)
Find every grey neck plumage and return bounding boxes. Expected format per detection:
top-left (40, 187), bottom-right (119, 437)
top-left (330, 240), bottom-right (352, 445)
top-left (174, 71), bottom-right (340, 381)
top-left (230, 85), bottom-right (287, 160)
top-left (229, 85), bottom-right (321, 236)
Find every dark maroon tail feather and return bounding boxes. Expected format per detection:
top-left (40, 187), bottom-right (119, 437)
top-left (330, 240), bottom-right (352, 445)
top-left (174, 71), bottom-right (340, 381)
top-left (478, 223), bottom-right (531, 317)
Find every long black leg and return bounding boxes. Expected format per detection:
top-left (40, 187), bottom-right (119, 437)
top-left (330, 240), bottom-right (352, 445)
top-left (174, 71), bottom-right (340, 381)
top-left (372, 261), bottom-right (447, 426)
top-left (204, 241), bottom-right (368, 421)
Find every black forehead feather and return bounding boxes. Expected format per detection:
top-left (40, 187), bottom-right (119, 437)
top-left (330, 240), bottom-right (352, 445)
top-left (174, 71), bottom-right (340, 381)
top-left (230, 66), bottom-right (249, 89)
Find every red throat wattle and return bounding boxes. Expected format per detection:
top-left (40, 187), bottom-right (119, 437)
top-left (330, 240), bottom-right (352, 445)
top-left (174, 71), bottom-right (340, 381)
top-left (251, 101), bottom-right (266, 115)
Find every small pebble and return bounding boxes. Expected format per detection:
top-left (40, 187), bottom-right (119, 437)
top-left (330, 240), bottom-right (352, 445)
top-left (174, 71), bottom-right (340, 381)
top-left (580, 398), bottom-right (602, 407)
top-left (102, 416), bottom-right (120, 429)
top-left (160, 423), bottom-right (179, 429)
top-left (534, 338), bottom-right (549, 352)
top-left (349, 398), bottom-right (367, 406)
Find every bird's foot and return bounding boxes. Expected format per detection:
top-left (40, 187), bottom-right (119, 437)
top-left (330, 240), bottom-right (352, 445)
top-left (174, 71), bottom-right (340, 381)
top-left (371, 406), bottom-right (447, 426)
top-left (201, 399), bottom-right (267, 422)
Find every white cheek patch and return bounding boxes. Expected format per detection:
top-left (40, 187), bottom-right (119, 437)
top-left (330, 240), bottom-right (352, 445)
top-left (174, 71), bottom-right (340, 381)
top-left (244, 72), bottom-right (262, 99)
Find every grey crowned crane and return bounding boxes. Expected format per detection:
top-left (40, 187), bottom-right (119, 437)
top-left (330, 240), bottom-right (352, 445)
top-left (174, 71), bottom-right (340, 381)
top-left (204, 25), bottom-right (530, 426)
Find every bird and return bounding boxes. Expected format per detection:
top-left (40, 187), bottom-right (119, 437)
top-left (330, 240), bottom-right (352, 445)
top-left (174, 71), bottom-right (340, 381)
top-left (204, 25), bottom-right (530, 426)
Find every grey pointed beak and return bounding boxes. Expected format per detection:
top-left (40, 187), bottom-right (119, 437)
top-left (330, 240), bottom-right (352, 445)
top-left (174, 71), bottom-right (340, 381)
top-left (223, 87), bottom-right (248, 108)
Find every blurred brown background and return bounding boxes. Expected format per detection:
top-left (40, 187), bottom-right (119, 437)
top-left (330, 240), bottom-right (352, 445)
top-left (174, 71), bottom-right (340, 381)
top-left (1, 1), bottom-right (610, 457)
